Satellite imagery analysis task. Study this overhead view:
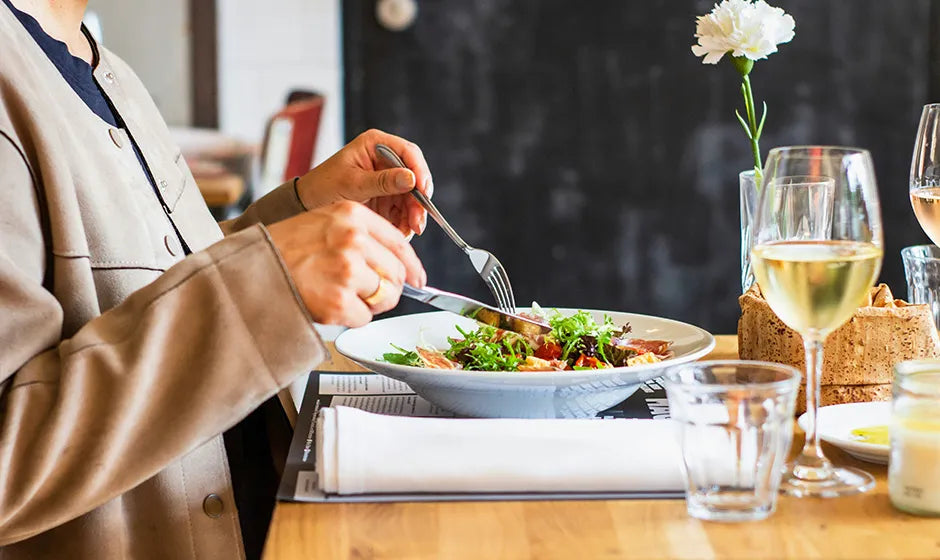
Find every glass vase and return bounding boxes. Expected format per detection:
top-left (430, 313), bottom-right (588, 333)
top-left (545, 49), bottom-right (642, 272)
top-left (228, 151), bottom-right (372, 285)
top-left (740, 169), bottom-right (759, 293)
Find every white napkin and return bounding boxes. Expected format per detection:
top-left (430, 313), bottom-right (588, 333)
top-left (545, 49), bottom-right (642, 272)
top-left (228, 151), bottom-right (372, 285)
top-left (316, 406), bottom-right (685, 494)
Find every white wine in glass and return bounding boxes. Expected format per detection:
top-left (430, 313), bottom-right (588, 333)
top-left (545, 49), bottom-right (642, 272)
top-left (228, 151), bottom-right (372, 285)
top-left (752, 147), bottom-right (882, 497)
top-left (752, 241), bottom-right (881, 334)
top-left (911, 104), bottom-right (940, 245)
top-left (911, 188), bottom-right (940, 245)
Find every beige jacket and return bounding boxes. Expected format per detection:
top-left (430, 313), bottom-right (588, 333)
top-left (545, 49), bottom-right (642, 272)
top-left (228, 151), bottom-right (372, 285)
top-left (0, 8), bottom-right (327, 559)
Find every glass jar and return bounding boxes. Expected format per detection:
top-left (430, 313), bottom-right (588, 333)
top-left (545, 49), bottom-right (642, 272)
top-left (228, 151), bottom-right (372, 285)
top-left (889, 360), bottom-right (940, 516)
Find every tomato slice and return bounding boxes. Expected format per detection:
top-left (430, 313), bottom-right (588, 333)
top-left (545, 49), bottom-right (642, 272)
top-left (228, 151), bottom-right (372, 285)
top-left (573, 354), bottom-right (609, 369)
top-left (534, 341), bottom-right (562, 360)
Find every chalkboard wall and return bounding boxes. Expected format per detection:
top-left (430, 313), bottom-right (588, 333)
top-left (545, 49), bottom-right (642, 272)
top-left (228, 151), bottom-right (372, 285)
top-left (344, 0), bottom-right (934, 334)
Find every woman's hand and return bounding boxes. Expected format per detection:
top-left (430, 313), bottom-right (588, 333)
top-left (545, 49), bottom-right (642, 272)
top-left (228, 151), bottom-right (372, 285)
top-left (294, 129), bottom-right (433, 237)
top-left (267, 201), bottom-right (426, 327)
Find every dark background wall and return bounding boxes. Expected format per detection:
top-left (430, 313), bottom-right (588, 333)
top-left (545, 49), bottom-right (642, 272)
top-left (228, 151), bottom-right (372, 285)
top-left (344, 0), bottom-right (935, 334)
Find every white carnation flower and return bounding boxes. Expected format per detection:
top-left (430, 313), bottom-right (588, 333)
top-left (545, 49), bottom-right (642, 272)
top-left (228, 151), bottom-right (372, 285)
top-left (691, 0), bottom-right (795, 65)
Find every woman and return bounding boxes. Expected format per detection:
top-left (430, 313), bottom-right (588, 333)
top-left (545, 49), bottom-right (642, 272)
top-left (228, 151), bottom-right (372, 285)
top-left (0, 1), bottom-right (431, 558)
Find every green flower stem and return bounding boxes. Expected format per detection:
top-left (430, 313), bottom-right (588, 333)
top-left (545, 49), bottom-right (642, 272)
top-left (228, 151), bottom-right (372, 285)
top-left (741, 75), bottom-right (763, 184)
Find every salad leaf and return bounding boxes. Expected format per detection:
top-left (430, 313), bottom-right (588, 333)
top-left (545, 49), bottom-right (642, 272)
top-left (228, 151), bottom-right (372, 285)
top-left (443, 325), bottom-right (532, 371)
top-left (605, 344), bottom-right (639, 368)
top-left (547, 310), bottom-right (617, 365)
top-left (382, 345), bottom-right (424, 367)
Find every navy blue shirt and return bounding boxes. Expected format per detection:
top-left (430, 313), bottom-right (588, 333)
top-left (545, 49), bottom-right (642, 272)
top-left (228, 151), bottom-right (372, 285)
top-left (1, 0), bottom-right (120, 127)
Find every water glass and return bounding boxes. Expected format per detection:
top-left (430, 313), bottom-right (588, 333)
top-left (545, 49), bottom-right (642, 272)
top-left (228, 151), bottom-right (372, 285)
top-left (665, 361), bottom-right (800, 522)
top-left (902, 245), bottom-right (940, 331)
top-left (740, 173), bottom-right (833, 292)
top-left (767, 175), bottom-right (835, 240)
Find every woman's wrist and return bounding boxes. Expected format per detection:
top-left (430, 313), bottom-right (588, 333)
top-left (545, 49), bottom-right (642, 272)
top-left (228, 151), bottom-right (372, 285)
top-left (291, 176), bottom-right (311, 211)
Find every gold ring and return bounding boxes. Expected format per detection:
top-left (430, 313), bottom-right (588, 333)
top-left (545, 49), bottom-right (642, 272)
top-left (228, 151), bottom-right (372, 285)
top-left (363, 276), bottom-right (392, 306)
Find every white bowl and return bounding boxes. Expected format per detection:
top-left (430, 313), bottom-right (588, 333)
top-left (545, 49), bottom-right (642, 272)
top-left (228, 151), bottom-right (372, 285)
top-left (334, 308), bottom-right (715, 418)
top-left (797, 402), bottom-right (891, 464)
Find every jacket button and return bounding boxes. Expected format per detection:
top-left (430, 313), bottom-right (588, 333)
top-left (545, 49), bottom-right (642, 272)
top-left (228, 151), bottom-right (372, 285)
top-left (104, 71), bottom-right (115, 83)
top-left (164, 235), bottom-right (177, 257)
top-left (202, 494), bottom-right (224, 518)
top-left (108, 128), bottom-right (123, 149)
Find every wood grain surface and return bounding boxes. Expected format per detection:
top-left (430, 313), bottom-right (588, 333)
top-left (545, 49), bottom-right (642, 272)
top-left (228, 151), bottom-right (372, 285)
top-left (194, 172), bottom-right (245, 207)
top-left (263, 336), bottom-right (940, 559)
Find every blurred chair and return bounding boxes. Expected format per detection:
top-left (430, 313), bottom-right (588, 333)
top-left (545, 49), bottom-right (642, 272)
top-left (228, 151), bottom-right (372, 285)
top-left (285, 89), bottom-right (322, 105)
top-left (257, 90), bottom-right (325, 199)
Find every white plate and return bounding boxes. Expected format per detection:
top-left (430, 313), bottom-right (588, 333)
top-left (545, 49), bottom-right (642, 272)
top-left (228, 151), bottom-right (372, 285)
top-left (334, 308), bottom-right (715, 418)
top-left (797, 402), bottom-right (891, 464)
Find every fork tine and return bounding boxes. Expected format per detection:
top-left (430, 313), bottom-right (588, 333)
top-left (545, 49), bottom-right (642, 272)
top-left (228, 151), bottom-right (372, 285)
top-left (486, 262), bottom-right (514, 313)
top-left (481, 269), bottom-right (506, 311)
top-left (490, 269), bottom-right (512, 312)
top-left (479, 255), bottom-right (514, 313)
top-left (487, 269), bottom-right (512, 313)
top-left (483, 273), bottom-right (506, 311)
top-left (494, 264), bottom-right (516, 312)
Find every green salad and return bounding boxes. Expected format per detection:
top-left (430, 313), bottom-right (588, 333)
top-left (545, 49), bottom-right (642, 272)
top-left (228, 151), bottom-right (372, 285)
top-left (382, 309), bottom-right (671, 372)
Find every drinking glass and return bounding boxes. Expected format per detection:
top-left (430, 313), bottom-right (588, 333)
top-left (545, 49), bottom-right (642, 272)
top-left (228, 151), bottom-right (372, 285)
top-left (767, 175), bottom-right (835, 240)
top-left (665, 361), bottom-right (800, 522)
top-left (901, 245), bottom-right (940, 330)
top-left (911, 104), bottom-right (940, 246)
top-left (752, 146), bottom-right (883, 497)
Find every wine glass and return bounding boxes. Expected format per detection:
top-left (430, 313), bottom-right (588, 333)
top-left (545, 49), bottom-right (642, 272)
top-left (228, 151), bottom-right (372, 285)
top-left (911, 104), bottom-right (940, 245)
top-left (751, 146), bottom-right (883, 497)
top-left (907, 105), bottom-right (940, 331)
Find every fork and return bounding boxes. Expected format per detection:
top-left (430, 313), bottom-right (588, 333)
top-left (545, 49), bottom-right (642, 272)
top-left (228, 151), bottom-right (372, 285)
top-left (375, 144), bottom-right (516, 313)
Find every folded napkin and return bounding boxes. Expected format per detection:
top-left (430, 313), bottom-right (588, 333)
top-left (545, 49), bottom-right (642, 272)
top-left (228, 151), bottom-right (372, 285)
top-left (316, 406), bottom-right (684, 495)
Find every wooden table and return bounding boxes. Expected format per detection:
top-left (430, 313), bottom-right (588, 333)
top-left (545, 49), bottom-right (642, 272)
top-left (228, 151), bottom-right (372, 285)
top-left (171, 126), bottom-right (253, 208)
top-left (263, 335), bottom-right (940, 559)
top-left (195, 172), bottom-right (245, 207)
top-left (189, 159), bottom-right (246, 208)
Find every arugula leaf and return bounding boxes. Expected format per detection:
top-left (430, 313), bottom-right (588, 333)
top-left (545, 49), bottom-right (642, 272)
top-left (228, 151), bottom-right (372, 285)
top-left (381, 344), bottom-right (423, 367)
top-left (444, 325), bottom-right (532, 371)
top-left (547, 310), bottom-right (618, 365)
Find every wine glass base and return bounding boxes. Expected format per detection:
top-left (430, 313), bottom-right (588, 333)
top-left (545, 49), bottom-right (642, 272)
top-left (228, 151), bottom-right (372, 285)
top-left (779, 466), bottom-right (875, 498)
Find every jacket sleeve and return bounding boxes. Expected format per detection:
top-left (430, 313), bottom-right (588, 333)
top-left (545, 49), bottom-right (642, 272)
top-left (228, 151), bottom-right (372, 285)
top-left (219, 178), bottom-right (307, 235)
top-left (0, 138), bottom-right (327, 545)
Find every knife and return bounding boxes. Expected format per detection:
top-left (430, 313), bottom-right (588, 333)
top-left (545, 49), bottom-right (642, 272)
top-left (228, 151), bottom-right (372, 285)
top-left (401, 284), bottom-right (550, 337)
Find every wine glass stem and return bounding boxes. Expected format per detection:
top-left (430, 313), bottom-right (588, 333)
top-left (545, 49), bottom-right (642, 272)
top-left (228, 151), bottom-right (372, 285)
top-left (793, 335), bottom-right (833, 481)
